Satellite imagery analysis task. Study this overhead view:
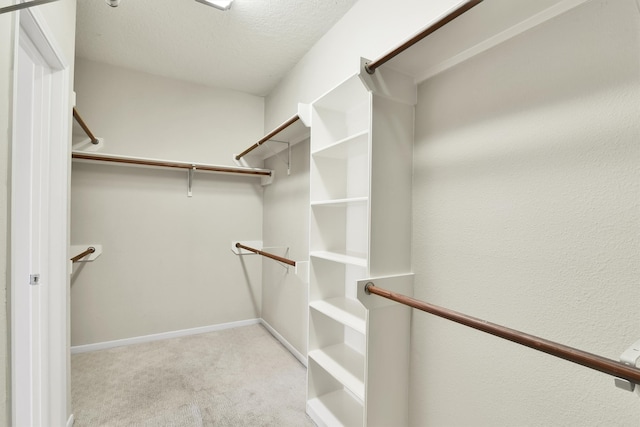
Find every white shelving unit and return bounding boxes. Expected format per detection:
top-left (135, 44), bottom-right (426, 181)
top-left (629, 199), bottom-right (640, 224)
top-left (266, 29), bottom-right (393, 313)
top-left (307, 66), bottom-right (416, 426)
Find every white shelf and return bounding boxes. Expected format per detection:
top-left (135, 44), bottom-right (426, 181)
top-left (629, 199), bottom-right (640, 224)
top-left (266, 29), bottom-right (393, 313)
top-left (311, 130), bottom-right (369, 158)
top-left (307, 389), bottom-right (364, 427)
top-left (308, 68), bottom-right (415, 427)
top-left (310, 251), bottom-right (367, 267)
top-left (310, 76), bottom-right (369, 414)
top-left (313, 75), bottom-right (370, 112)
top-left (310, 297), bottom-right (366, 334)
top-left (309, 344), bottom-right (365, 401)
top-left (311, 197), bottom-right (368, 207)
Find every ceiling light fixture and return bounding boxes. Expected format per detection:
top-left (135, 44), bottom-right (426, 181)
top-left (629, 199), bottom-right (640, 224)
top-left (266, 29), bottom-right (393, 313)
top-left (195, 0), bottom-right (233, 11)
top-left (105, 0), bottom-right (121, 7)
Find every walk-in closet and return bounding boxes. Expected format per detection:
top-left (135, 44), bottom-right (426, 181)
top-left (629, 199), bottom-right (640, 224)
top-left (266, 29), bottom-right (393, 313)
top-left (2, 0), bottom-right (639, 425)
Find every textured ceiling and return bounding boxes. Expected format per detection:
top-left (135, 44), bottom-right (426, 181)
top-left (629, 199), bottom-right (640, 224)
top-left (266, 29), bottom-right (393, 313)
top-left (75, 0), bottom-right (359, 96)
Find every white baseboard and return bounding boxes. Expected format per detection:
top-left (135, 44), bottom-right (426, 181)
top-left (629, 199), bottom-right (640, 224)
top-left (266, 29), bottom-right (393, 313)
top-left (70, 318), bottom-right (308, 369)
top-left (66, 413), bottom-right (74, 427)
top-left (71, 318), bottom-right (261, 354)
top-left (306, 402), bottom-right (327, 427)
top-left (260, 318), bottom-right (307, 367)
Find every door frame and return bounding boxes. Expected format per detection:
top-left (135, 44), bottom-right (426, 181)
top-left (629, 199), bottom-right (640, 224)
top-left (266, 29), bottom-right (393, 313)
top-left (11, 6), bottom-right (71, 427)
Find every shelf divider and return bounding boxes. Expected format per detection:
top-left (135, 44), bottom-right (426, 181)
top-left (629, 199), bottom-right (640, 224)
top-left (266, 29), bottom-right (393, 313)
top-left (307, 389), bottom-right (364, 427)
top-left (309, 344), bottom-right (365, 401)
top-left (310, 297), bottom-right (366, 334)
top-left (310, 251), bottom-right (367, 267)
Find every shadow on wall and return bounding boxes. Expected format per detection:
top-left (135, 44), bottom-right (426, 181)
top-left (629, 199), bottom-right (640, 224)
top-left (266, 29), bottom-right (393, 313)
top-left (418, 0), bottom-right (640, 140)
top-left (236, 255), bottom-right (260, 315)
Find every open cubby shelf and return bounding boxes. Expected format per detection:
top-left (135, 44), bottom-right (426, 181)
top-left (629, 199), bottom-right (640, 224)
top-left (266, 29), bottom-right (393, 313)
top-left (308, 70), bottom-right (415, 426)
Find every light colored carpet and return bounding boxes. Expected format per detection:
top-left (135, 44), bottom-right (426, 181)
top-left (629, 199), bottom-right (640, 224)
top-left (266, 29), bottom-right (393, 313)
top-left (71, 324), bottom-right (315, 426)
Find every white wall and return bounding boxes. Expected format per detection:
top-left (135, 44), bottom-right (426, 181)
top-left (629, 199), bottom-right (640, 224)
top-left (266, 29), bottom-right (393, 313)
top-left (262, 141), bottom-right (310, 358)
top-left (1, 0), bottom-right (77, 422)
top-left (71, 59), bottom-right (265, 345)
top-left (263, 0), bottom-right (640, 424)
top-left (410, 1), bottom-right (640, 424)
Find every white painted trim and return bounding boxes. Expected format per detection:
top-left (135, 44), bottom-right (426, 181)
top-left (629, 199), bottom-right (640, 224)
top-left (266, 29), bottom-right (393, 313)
top-left (19, 5), bottom-right (67, 68)
top-left (260, 319), bottom-right (307, 367)
top-left (306, 402), bottom-right (326, 427)
top-left (71, 319), bottom-right (261, 354)
top-left (70, 318), bottom-right (309, 370)
top-left (415, 0), bottom-right (592, 83)
top-left (12, 6), bottom-right (71, 427)
top-left (66, 414), bottom-right (74, 427)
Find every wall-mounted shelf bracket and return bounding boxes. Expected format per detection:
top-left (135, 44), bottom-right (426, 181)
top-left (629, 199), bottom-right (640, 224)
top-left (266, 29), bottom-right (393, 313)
top-left (358, 57), bottom-right (417, 106)
top-left (614, 338), bottom-right (640, 394)
top-left (292, 260), bottom-right (308, 280)
top-left (357, 273), bottom-right (414, 309)
top-left (263, 140), bottom-right (291, 175)
top-left (187, 166), bottom-right (195, 197)
top-left (261, 171), bottom-right (274, 186)
top-left (297, 102), bottom-right (311, 127)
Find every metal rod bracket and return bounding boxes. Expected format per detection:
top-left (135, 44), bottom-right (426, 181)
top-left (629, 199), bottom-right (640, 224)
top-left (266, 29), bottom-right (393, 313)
top-left (364, 62), bottom-right (374, 75)
top-left (187, 166), bottom-right (195, 197)
top-left (614, 339), bottom-right (640, 392)
top-left (364, 282), bottom-right (374, 294)
top-left (262, 140), bottom-right (291, 175)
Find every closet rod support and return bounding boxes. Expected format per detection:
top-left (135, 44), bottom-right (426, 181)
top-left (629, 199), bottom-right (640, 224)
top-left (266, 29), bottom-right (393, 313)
top-left (614, 339), bottom-right (640, 392)
top-left (187, 166), bottom-right (195, 197)
top-left (261, 140), bottom-right (291, 176)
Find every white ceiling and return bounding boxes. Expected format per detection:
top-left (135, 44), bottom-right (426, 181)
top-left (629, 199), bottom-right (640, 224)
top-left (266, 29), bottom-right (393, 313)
top-left (75, 0), bottom-right (359, 96)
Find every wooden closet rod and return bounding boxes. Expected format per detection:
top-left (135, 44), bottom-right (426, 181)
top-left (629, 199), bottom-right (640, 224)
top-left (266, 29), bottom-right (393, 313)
top-left (364, 0), bottom-right (483, 74)
top-left (235, 115), bottom-right (300, 160)
top-left (364, 282), bottom-right (640, 385)
top-left (72, 151), bottom-right (272, 177)
top-left (235, 243), bottom-right (296, 267)
top-left (71, 246), bottom-right (95, 263)
top-left (73, 107), bottom-right (99, 145)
